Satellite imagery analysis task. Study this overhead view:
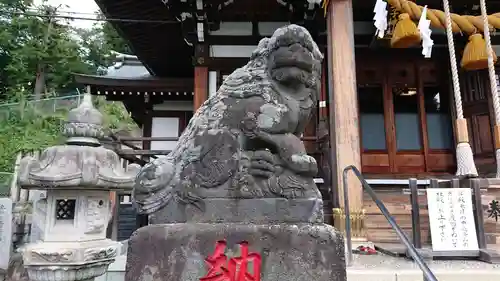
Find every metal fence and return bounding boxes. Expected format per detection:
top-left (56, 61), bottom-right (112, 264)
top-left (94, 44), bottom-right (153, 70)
top-left (0, 94), bottom-right (82, 120)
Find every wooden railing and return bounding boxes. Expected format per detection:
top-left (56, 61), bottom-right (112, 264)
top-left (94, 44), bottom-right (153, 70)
top-left (108, 134), bottom-right (327, 166)
top-left (106, 135), bottom-right (169, 165)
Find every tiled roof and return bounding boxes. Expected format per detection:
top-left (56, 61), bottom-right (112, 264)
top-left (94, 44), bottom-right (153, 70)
top-left (105, 52), bottom-right (152, 79)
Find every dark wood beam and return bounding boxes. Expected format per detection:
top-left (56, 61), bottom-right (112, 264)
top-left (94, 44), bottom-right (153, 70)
top-left (206, 58), bottom-right (249, 71)
top-left (207, 34), bottom-right (328, 46)
top-left (216, 16), bottom-right (293, 22)
top-left (117, 150), bottom-right (171, 156)
top-left (194, 43), bottom-right (209, 66)
top-left (207, 33), bottom-right (500, 48)
top-left (206, 47), bottom-right (454, 71)
top-left (74, 74), bottom-right (193, 91)
top-left (98, 92), bottom-right (192, 102)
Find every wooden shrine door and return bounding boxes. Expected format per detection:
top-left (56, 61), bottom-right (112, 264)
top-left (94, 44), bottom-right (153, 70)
top-left (356, 52), bottom-right (456, 176)
top-left (460, 71), bottom-right (495, 176)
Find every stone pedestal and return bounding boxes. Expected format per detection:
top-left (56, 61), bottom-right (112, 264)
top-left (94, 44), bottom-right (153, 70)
top-left (126, 223), bottom-right (346, 281)
top-left (149, 198), bottom-right (324, 224)
top-left (135, 198), bottom-right (346, 281)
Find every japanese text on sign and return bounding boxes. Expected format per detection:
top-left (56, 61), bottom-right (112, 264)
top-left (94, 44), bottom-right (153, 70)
top-left (427, 188), bottom-right (478, 252)
top-left (200, 240), bottom-right (261, 281)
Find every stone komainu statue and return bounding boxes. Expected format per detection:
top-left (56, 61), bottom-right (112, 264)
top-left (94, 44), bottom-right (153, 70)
top-left (134, 24), bottom-right (324, 218)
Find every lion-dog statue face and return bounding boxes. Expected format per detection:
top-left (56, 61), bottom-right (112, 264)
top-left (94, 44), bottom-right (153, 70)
top-left (254, 25), bottom-right (324, 136)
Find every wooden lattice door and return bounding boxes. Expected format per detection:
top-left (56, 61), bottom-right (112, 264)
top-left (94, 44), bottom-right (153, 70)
top-left (460, 71), bottom-right (495, 176)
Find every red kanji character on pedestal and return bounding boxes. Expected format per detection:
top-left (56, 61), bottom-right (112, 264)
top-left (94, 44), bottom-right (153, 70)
top-left (200, 241), bottom-right (231, 281)
top-left (227, 242), bottom-right (261, 281)
top-left (200, 241), bottom-right (262, 281)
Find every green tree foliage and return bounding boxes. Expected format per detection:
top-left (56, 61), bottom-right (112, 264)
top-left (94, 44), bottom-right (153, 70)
top-left (0, 0), bottom-right (91, 100)
top-left (97, 11), bottom-right (133, 55)
top-left (75, 16), bottom-right (132, 73)
top-left (0, 0), bottom-right (134, 101)
top-left (0, 96), bottom-right (135, 173)
top-left (74, 12), bottom-right (132, 73)
top-left (0, 0), bottom-right (137, 174)
top-left (102, 22), bottom-right (133, 55)
top-left (0, 103), bottom-right (65, 173)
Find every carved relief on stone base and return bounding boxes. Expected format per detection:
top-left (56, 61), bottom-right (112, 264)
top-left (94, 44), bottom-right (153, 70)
top-left (26, 262), bottom-right (110, 281)
top-left (22, 239), bottom-right (120, 265)
top-left (84, 197), bottom-right (110, 235)
top-left (30, 249), bottom-right (75, 263)
top-left (83, 246), bottom-right (117, 262)
top-left (31, 198), bottom-right (47, 242)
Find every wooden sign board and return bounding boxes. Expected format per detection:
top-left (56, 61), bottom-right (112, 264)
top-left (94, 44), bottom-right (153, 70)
top-left (0, 198), bottom-right (13, 270)
top-left (427, 188), bottom-right (479, 252)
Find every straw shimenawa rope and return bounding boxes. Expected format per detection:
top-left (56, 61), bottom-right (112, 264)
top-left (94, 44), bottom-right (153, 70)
top-left (479, 0), bottom-right (500, 178)
top-left (441, 0), bottom-right (478, 177)
top-left (387, 0), bottom-right (500, 34)
top-left (322, 0), bottom-right (500, 34)
top-left (321, 0), bottom-right (330, 17)
top-left (386, 0), bottom-right (496, 70)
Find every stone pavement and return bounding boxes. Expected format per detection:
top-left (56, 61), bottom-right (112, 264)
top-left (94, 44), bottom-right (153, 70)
top-left (94, 252), bottom-right (500, 281)
top-left (348, 253), bottom-right (500, 281)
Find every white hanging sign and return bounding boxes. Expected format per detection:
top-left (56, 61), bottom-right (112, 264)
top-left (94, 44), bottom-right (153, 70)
top-left (427, 188), bottom-right (479, 252)
top-left (373, 0), bottom-right (388, 38)
top-left (418, 5), bottom-right (434, 58)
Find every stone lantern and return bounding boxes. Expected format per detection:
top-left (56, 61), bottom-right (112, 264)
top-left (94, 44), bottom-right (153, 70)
top-left (17, 93), bottom-right (140, 281)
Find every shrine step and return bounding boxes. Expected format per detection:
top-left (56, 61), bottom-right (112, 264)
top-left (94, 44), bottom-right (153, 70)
top-left (347, 253), bottom-right (500, 281)
top-left (348, 269), bottom-right (500, 281)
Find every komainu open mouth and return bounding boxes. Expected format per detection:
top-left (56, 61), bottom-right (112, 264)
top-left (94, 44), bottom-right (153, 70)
top-left (243, 135), bottom-right (279, 154)
top-left (273, 59), bottom-right (313, 73)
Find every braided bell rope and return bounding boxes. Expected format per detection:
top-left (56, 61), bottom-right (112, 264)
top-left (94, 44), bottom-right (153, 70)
top-left (441, 0), bottom-right (478, 176)
top-left (387, 0), bottom-right (500, 34)
top-left (441, 0), bottom-right (463, 120)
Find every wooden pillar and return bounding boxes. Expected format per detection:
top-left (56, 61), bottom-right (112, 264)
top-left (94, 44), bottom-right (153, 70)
top-left (327, 0), bottom-right (364, 238)
top-left (142, 95), bottom-right (153, 151)
top-left (136, 95), bottom-right (152, 229)
top-left (320, 61), bottom-right (328, 118)
top-left (194, 66), bottom-right (208, 111)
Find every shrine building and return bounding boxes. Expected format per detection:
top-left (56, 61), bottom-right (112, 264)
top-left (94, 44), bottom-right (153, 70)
top-left (74, 0), bottom-right (500, 248)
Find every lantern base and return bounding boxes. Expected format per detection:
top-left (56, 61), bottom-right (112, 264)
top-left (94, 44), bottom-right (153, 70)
top-left (21, 239), bottom-right (120, 281)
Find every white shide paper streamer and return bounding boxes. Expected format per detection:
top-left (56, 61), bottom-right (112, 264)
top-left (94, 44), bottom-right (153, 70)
top-left (418, 5), bottom-right (434, 58)
top-left (373, 0), bottom-right (388, 38)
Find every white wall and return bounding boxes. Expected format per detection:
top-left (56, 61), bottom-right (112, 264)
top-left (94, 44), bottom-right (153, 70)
top-left (151, 117), bottom-right (180, 151)
top-left (209, 71), bottom-right (218, 98)
top-left (207, 20), bottom-right (462, 59)
top-left (151, 101), bottom-right (193, 153)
